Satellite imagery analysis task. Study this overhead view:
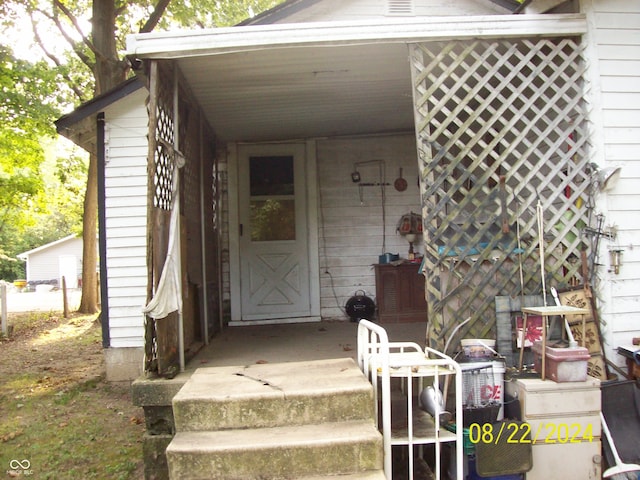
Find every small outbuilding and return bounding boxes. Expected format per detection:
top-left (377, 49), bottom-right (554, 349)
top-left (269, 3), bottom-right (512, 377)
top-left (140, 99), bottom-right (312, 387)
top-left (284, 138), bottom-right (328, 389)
top-left (18, 235), bottom-right (83, 289)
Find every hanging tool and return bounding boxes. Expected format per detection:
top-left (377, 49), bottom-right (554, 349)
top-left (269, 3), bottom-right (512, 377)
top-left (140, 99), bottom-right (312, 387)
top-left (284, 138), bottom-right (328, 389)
top-left (551, 287), bottom-right (577, 348)
top-left (600, 412), bottom-right (640, 478)
top-left (394, 168), bottom-right (408, 192)
top-left (500, 175), bottom-right (509, 234)
top-left (536, 200), bottom-right (548, 307)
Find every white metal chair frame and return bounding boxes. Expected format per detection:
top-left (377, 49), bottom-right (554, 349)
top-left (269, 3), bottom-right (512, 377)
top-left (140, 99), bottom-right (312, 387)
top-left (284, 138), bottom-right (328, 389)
top-left (357, 319), bottom-right (463, 480)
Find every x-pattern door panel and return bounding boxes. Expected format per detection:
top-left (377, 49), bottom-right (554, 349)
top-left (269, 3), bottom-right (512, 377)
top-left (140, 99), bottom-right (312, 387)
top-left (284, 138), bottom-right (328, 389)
top-left (238, 144), bottom-right (310, 320)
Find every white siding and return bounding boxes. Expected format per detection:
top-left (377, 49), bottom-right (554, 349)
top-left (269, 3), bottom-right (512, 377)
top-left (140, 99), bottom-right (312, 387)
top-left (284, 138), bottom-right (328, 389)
top-left (103, 88), bottom-right (149, 348)
top-left (263, 0), bottom-right (506, 23)
top-left (316, 134), bottom-right (422, 318)
top-left (584, 0), bottom-right (640, 368)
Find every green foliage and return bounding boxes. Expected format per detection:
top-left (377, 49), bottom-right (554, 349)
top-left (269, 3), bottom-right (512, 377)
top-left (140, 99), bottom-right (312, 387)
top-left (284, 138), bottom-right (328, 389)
top-left (0, 142), bottom-right (87, 281)
top-left (0, 47), bottom-right (86, 280)
top-left (0, 48), bottom-right (54, 271)
top-left (155, 0), bottom-right (283, 29)
top-left (0, 0), bottom-right (285, 284)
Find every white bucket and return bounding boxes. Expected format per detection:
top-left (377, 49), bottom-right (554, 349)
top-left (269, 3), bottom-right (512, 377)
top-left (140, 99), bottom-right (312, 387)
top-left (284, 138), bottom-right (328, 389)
top-left (460, 339), bottom-right (497, 358)
top-left (459, 360), bottom-right (506, 421)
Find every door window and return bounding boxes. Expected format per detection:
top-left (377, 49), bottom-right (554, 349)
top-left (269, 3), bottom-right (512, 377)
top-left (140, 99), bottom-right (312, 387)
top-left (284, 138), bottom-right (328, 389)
top-left (249, 156), bottom-right (295, 242)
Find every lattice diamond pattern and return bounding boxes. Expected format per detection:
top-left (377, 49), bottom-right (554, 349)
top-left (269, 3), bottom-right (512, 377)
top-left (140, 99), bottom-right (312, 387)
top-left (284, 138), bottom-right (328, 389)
top-left (154, 67), bottom-right (175, 210)
top-left (145, 62), bottom-right (223, 375)
top-left (410, 37), bottom-right (590, 347)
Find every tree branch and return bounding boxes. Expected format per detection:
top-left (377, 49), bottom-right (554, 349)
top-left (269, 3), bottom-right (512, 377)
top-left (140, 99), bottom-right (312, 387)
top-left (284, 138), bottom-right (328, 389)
top-left (35, 7), bottom-right (95, 69)
top-left (139, 0), bottom-right (172, 33)
top-left (52, 0), bottom-right (107, 63)
top-left (29, 11), bottom-right (89, 103)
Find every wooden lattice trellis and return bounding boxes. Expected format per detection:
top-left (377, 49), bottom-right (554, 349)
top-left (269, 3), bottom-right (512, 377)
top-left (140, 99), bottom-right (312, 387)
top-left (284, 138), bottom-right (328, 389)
top-left (409, 37), bottom-right (592, 351)
top-left (144, 61), bottom-right (222, 376)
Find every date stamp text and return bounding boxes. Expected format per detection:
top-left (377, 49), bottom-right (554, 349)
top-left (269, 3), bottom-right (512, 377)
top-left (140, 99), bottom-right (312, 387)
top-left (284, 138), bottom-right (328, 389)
top-left (469, 422), bottom-right (595, 444)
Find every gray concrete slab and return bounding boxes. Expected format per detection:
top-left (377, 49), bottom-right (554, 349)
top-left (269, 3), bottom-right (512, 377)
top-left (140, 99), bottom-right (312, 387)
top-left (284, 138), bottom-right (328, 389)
top-left (173, 358), bottom-right (375, 431)
top-left (192, 320), bottom-right (427, 368)
top-left (133, 320), bottom-right (428, 407)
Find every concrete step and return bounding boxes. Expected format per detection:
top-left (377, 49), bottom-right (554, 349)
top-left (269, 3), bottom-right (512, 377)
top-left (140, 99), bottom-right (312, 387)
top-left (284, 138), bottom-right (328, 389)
top-left (166, 420), bottom-right (383, 480)
top-left (299, 472), bottom-right (387, 479)
top-left (173, 358), bottom-right (374, 431)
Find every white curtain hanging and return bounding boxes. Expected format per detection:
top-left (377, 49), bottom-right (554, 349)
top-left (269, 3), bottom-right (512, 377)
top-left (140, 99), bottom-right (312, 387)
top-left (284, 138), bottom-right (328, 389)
top-left (143, 166), bottom-right (182, 320)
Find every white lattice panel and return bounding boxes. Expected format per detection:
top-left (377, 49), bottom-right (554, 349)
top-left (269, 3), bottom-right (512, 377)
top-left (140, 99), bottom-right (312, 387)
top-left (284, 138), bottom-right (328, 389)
top-left (410, 37), bottom-right (591, 347)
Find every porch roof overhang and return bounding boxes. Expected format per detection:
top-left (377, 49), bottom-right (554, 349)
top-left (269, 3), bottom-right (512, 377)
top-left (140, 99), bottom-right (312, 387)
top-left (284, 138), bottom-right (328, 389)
top-left (126, 14), bottom-right (587, 143)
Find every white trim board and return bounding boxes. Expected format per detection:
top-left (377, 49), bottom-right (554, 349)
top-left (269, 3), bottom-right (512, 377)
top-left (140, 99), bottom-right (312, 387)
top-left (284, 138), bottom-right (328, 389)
top-left (127, 14), bottom-right (587, 59)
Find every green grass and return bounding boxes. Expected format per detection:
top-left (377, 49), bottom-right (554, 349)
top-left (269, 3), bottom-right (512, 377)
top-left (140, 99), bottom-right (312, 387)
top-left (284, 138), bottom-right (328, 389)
top-left (0, 312), bottom-right (144, 479)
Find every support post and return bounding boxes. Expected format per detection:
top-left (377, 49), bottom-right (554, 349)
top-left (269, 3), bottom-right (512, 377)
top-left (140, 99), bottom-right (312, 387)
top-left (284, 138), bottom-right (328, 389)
top-left (1, 283), bottom-right (7, 337)
top-left (62, 276), bottom-right (69, 319)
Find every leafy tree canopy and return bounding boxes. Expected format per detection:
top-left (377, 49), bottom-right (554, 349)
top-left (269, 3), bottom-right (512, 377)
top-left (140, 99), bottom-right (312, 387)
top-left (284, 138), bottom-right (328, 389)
top-left (0, 46), bottom-right (60, 233)
top-left (0, 0), bottom-right (283, 293)
top-left (0, 46), bottom-right (84, 280)
top-left (5, 0), bottom-right (283, 103)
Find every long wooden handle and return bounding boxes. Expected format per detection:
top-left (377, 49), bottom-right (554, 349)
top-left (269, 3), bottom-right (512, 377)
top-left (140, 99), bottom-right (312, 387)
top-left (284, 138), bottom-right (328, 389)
top-left (500, 175), bottom-right (509, 233)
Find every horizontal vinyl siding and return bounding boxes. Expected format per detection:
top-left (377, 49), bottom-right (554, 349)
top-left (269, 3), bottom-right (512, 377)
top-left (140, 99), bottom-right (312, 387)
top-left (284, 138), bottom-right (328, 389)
top-left (316, 134), bottom-right (423, 319)
top-left (590, 0), bottom-right (640, 366)
top-left (103, 89), bottom-right (148, 348)
top-left (263, 0), bottom-right (505, 24)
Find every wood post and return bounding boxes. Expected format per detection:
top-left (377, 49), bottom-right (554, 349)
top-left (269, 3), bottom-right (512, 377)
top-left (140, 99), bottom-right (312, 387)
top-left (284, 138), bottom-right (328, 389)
top-left (62, 276), bottom-right (69, 319)
top-left (1, 283), bottom-right (7, 337)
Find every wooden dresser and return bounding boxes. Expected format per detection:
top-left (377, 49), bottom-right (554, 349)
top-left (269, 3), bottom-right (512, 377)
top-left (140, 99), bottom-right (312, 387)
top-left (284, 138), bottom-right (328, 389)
top-left (374, 262), bottom-right (428, 323)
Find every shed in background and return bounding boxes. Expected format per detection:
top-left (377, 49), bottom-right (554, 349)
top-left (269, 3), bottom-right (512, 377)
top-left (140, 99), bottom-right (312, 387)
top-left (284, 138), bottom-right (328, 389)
top-left (18, 235), bottom-right (84, 289)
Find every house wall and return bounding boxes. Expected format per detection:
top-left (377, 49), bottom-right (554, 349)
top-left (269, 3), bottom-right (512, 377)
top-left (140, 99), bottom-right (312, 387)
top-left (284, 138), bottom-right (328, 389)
top-left (316, 133), bottom-right (422, 318)
top-left (24, 237), bottom-right (83, 285)
top-left (257, 0), bottom-right (506, 24)
top-left (102, 88), bottom-right (149, 380)
top-left (583, 0), bottom-right (640, 368)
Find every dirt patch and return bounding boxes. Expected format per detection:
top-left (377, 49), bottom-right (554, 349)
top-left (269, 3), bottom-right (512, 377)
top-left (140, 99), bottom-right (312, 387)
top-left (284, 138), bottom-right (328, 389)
top-left (0, 312), bottom-right (144, 479)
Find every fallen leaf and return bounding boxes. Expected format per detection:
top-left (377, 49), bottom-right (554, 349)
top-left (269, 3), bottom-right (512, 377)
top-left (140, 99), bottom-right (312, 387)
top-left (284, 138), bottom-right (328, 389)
top-left (255, 359), bottom-right (268, 364)
top-left (1, 430), bottom-right (23, 442)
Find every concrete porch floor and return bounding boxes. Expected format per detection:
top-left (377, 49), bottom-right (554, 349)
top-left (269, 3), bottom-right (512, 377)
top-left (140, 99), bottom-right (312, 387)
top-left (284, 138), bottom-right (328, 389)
top-left (132, 320), bottom-right (428, 407)
top-left (190, 320), bottom-right (428, 369)
top-left (132, 320), bottom-right (428, 479)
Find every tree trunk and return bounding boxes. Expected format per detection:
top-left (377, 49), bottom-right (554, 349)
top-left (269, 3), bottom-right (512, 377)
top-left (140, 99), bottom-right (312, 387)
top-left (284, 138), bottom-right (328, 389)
top-left (78, 152), bottom-right (99, 313)
top-left (78, 0), bottom-right (127, 314)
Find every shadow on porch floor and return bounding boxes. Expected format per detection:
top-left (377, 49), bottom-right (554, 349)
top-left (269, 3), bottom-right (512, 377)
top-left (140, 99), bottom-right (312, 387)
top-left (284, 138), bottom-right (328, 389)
top-left (190, 320), bottom-right (428, 369)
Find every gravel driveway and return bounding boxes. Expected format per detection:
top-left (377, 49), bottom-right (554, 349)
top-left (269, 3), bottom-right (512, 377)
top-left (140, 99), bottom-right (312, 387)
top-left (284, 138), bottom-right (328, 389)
top-left (2, 288), bottom-right (82, 313)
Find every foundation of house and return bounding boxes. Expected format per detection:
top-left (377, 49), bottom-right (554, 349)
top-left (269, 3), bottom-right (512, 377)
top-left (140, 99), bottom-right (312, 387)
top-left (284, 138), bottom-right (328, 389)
top-left (132, 320), bottom-right (427, 480)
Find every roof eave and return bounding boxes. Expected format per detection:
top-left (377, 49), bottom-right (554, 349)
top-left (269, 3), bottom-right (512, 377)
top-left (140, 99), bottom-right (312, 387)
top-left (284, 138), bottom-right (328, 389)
top-left (126, 14), bottom-right (587, 60)
top-left (55, 77), bottom-right (145, 153)
top-left (18, 234), bottom-right (79, 259)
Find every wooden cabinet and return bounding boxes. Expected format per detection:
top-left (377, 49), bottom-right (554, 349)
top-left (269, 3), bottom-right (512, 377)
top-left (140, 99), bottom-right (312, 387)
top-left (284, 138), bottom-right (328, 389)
top-left (374, 262), bottom-right (428, 323)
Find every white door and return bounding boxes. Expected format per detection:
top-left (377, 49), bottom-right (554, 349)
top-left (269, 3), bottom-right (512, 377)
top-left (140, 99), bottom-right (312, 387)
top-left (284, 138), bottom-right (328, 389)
top-left (238, 144), bottom-right (312, 321)
top-left (59, 255), bottom-right (78, 289)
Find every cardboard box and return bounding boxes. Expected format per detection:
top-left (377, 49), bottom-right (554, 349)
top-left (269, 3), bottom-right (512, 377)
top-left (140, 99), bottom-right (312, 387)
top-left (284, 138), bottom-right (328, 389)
top-left (532, 342), bottom-right (590, 382)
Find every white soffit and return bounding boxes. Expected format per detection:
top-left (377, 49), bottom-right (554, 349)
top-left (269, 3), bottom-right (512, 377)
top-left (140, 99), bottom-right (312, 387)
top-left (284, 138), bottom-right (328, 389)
top-left (179, 42), bottom-right (415, 141)
top-left (126, 14), bottom-right (586, 142)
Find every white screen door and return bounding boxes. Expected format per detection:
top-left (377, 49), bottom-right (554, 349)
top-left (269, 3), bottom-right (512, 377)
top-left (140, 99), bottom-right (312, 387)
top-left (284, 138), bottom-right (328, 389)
top-left (238, 144), bottom-right (311, 321)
